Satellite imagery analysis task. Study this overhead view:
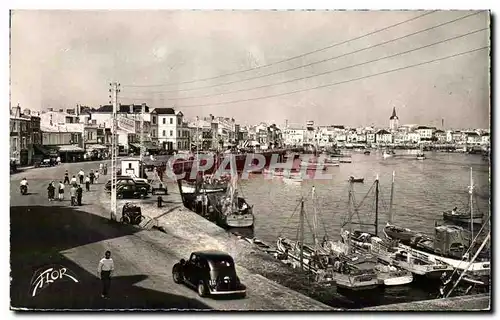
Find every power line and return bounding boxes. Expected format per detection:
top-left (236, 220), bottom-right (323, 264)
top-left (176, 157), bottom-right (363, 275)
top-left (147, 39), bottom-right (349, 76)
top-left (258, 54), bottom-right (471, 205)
top-left (130, 28), bottom-right (486, 102)
top-left (122, 11), bottom-right (437, 88)
top-left (124, 11), bottom-right (480, 94)
top-left (122, 46), bottom-right (488, 108)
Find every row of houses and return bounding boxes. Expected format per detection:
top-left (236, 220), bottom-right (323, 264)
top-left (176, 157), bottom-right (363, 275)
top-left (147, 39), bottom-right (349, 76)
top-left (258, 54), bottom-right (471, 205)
top-left (282, 123), bottom-right (490, 147)
top-left (10, 104), bottom-right (287, 165)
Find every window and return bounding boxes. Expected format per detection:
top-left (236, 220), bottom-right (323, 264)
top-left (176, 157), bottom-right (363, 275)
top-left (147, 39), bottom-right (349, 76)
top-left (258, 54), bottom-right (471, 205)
top-left (178, 118), bottom-right (181, 125)
top-left (162, 130), bottom-right (166, 137)
top-left (152, 130), bottom-right (156, 137)
top-left (169, 118), bottom-right (173, 124)
top-left (21, 137), bottom-right (26, 149)
top-left (12, 138), bottom-right (18, 151)
top-left (170, 130), bottom-right (173, 136)
top-left (178, 130), bottom-right (180, 137)
top-left (163, 118), bottom-right (166, 124)
top-left (152, 116), bottom-right (156, 125)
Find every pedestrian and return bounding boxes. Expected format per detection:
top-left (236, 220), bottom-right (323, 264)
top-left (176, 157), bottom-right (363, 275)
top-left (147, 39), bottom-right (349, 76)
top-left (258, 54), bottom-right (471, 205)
top-left (58, 181), bottom-right (65, 201)
top-left (56, 156), bottom-right (61, 165)
top-left (47, 181), bottom-right (55, 201)
top-left (98, 250), bottom-right (114, 299)
top-left (89, 170), bottom-right (95, 184)
top-left (63, 170), bottom-right (70, 184)
top-left (78, 169), bottom-right (85, 184)
top-left (70, 184), bottom-right (77, 206)
top-left (76, 184), bottom-right (83, 206)
top-left (95, 171), bottom-right (100, 183)
top-left (99, 163), bottom-right (104, 174)
top-left (70, 175), bottom-right (77, 185)
top-left (85, 175), bottom-right (91, 191)
top-left (103, 163), bottom-right (108, 175)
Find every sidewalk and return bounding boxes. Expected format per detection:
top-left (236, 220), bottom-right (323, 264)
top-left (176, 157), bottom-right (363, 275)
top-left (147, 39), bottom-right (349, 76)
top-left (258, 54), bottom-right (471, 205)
top-left (98, 183), bottom-right (334, 310)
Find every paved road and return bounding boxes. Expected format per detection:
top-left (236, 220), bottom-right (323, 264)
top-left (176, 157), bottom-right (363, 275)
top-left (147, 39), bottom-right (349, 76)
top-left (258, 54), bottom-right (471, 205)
top-left (10, 161), bottom-right (326, 310)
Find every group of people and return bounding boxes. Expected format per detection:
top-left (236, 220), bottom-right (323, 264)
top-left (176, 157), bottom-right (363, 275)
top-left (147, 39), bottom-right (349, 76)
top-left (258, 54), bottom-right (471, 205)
top-left (46, 163), bottom-right (109, 205)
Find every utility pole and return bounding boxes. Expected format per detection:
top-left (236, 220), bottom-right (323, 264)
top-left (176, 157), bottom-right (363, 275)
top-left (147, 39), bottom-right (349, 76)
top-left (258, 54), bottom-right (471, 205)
top-left (109, 82), bottom-right (120, 221)
top-left (140, 103), bottom-right (145, 167)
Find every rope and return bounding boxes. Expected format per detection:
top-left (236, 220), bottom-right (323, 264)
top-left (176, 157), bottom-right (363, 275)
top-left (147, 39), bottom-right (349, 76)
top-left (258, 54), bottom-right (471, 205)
top-left (278, 197), bottom-right (302, 237)
top-left (443, 211), bottom-right (491, 282)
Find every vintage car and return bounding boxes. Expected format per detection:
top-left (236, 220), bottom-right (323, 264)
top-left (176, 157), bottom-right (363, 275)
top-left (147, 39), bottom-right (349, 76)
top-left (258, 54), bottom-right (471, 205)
top-left (105, 176), bottom-right (151, 193)
top-left (172, 251), bottom-right (246, 298)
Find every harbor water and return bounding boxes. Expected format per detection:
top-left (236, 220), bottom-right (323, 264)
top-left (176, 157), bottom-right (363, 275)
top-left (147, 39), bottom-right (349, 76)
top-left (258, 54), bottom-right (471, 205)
top-left (234, 151), bottom-right (490, 307)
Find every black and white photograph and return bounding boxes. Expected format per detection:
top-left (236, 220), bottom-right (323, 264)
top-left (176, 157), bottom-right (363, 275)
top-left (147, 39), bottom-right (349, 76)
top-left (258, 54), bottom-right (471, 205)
top-left (7, 5), bottom-right (491, 312)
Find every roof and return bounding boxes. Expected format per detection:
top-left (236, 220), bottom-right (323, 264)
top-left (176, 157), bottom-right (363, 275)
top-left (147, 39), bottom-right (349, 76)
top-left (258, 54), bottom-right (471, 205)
top-left (416, 126), bottom-right (433, 130)
top-left (151, 107), bottom-right (175, 115)
top-left (193, 250), bottom-right (233, 260)
top-left (57, 145), bottom-right (85, 152)
top-left (376, 129), bottom-right (391, 134)
top-left (389, 107), bottom-right (398, 120)
top-left (93, 104), bottom-right (150, 113)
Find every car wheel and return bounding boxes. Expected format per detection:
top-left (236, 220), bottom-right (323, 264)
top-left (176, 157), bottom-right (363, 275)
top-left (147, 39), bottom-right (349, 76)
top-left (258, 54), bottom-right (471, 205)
top-left (123, 216), bottom-right (131, 224)
top-left (172, 270), bottom-right (182, 284)
top-left (117, 193), bottom-right (123, 199)
top-left (197, 282), bottom-right (208, 297)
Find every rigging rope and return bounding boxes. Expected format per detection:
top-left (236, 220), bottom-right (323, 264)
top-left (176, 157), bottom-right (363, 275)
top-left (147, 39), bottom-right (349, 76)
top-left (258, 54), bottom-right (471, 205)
top-left (278, 197), bottom-right (303, 237)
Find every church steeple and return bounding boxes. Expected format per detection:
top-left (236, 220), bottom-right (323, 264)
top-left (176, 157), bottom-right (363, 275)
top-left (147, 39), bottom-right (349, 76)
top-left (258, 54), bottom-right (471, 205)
top-left (390, 107), bottom-right (398, 120)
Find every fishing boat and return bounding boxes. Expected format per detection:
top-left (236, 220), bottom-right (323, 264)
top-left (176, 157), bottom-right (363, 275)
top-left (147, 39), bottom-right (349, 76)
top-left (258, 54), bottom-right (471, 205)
top-left (348, 176), bottom-right (364, 183)
top-left (276, 189), bottom-right (379, 290)
top-left (442, 168), bottom-right (484, 225)
top-left (364, 150), bottom-right (371, 155)
top-left (324, 156), bottom-right (340, 167)
top-left (325, 179), bottom-right (413, 286)
top-left (217, 171), bottom-right (255, 228)
top-left (382, 149), bottom-right (396, 159)
top-left (179, 179), bottom-right (227, 194)
top-left (381, 171), bottom-right (490, 278)
top-left (416, 144), bottom-right (426, 160)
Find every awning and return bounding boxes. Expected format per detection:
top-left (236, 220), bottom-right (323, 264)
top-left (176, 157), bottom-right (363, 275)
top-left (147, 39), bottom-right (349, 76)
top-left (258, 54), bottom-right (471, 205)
top-left (57, 145), bottom-right (85, 152)
top-left (86, 144), bottom-right (108, 150)
top-left (34, 144), bottom-right (58, 156)
top-left (129, 142), bottom-right (158, 150)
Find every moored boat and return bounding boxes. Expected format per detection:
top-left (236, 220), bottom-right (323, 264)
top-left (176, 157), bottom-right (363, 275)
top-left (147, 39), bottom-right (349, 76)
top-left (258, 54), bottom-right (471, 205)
top-left (348, 176), bottom-right (364, 183)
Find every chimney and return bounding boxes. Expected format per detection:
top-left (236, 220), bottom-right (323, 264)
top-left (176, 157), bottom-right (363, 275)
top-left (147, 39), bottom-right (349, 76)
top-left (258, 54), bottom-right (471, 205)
top-left (141, 103), bottom-right (146, 113)
top-left (76, 104), bottom-right (81, 115)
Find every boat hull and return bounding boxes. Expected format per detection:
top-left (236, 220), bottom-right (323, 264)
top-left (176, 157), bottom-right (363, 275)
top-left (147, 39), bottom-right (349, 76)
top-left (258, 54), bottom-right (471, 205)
top-left (378, 274), bottom-right (413, 286)
top-left (443, 212), bottom-right (483, 225)
top-left (224, 213), bottom-right (255, 228)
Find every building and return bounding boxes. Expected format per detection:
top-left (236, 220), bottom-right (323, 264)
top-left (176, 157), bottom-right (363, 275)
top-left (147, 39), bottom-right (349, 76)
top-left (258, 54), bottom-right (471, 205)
top-left (481, 133), bottom-right (490, 145)
top-left (416, 126), bottom-right (435, 140)
top-left (389, 107), bottom-right (399, 132)
top-left (434, 129), bottom-right (447, 143)
top-left (188, 118), bottom-right (213, 150)
top-left (283, 127), bottom-right (305, 146)
top-left (376, 129), bottom-right (393, 144)
top-left (151, 107), bottom-right (190, 151)
top-left (10, 105), bottom-right (31, 165)
top-left (407, 132), bottom-right (421, 143)
top-left (465, 132), bottom-right (482, 145)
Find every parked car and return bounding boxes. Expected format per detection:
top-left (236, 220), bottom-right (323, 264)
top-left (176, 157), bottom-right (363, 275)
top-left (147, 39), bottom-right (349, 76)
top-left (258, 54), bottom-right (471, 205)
top-left (116, 180), bottom-right (149, 199)
top-left (105, 176), bottom-right (151, 192)
top-left (172, 250), bottom-right (246, 298)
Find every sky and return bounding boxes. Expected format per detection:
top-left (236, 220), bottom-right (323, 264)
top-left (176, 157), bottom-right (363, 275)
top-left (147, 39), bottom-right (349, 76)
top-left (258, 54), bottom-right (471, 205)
top-left (10, 10), bottom-right (490, 128)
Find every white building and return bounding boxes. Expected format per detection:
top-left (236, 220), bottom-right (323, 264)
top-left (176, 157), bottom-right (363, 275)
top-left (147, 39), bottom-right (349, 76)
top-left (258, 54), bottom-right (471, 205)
top-left (416, 126), bottom-right (435, 140)
top-left (151, 108), bottom-right (190, 150)
top-left (375, 129), bottom-right (393, 143)
top-left (283, 127), bottom-right (305, 146)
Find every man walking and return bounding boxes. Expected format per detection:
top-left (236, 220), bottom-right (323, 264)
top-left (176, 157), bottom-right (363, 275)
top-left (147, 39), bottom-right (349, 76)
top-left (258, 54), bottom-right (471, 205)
top-left (78, 169), bottom-right (85, 184)
top-left (85, 175), bottom-right (91, 191)
top-left (76, 184), bottom-right (83, 206)
top-left (98, 250), bottom-right (114, 299)
top-left (58, 181), bottom-right (65, 201)
top-left (70, 175), bottom-right (78, 185)
top-left (70, 184), bottom-right (77, 206)
top-left (63, 170), bottom-right (70, 184)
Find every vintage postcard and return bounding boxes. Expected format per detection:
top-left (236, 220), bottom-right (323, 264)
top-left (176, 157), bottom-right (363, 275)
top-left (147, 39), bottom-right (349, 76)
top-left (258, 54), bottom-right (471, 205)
top-left (9, 9), bottom-right (490, 311)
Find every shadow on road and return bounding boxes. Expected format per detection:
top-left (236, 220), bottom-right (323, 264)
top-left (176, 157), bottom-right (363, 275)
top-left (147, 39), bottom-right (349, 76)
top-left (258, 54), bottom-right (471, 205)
top-left (10, 205), bottom-right (211, 310)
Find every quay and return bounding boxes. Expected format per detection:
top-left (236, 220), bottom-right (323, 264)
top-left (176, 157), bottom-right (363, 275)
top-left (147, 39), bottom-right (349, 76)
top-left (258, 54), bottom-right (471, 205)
top-left (363, 294), bottom-right (490, 311)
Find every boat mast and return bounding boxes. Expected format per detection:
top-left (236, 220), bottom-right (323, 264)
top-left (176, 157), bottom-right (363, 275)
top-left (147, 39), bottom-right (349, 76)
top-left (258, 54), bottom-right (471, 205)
top-left (347, 181), bottom-right (353, 254)
top-left (375, 174), bottom-right (380, 236)
top-left (445, 232), bottom-right (490, 298)
top-left (469, 167), bottom-right (474, 245)
top-left (299, 199), bottom-right (305, 271)
top-left (312, 186), bottom-right (317, 246)
top-left (388, 171), bottom-right (395, 224)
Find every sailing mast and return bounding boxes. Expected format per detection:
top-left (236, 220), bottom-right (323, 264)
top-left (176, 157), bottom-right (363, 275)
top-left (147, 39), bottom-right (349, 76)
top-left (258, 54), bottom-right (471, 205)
top-left (312, 186), bottom-right (318, 246)
top-left (469, 167), bottom-right (474, 245)
top-left (347, 181), bottom-right (353, 254)
top-left (388, 171), bottom-right (395, 224)
top-left (299, 199), bottom-right (305, 271)
top-left (375, 174), bottom-right (380, 236)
